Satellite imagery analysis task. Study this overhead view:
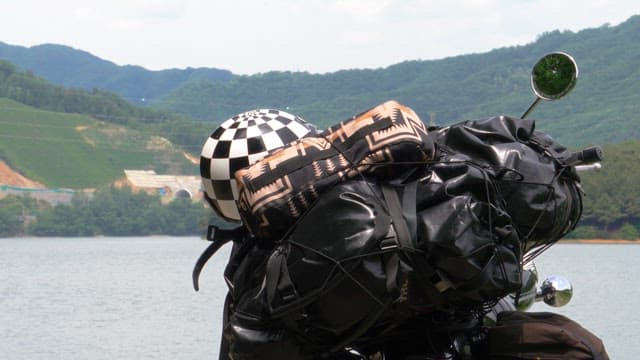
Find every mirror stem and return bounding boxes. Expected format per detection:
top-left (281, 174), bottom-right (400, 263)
top-left (522, 97), bottom-right (541, 119)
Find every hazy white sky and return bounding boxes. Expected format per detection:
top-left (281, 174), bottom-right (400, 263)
top-left (1, 1), bottom-right (638, 74)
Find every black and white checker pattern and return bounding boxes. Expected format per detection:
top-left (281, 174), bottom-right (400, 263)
top-left (201, 109), bottom-right (317, 221)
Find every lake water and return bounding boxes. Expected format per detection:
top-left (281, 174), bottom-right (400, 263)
top-left (0, 237), bottom-right (230, 360)
top-left (0, 238), bottom-right (637, 359)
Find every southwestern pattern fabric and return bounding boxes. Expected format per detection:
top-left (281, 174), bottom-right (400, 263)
top-left (235, 100), bottom-right (434, 240)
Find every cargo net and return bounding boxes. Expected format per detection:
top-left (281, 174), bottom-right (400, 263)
top-left (219, 114), bottom-right (583, 357)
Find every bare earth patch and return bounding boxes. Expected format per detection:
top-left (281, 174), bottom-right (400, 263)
top-left (0, 161), bottom-right (45, 188)
top-left (183, 152), bottom-right (199, 165)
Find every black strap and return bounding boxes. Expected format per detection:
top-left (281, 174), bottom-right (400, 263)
top-left (402, 181), bottom-right (418, 242)
top-left (380, 183), bottom-right (416, 296)
top-left (381, 182), bottom-right (448, 307)
top-left (192, 225), bottom-right (246, 291)
top-left (265, 248), bottom-right (299, 311)
top-left (381, 184), bottom-right (413, 249)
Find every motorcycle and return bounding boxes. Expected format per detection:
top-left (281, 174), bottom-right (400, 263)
top-left (198, 52), bottom-right (607, 360)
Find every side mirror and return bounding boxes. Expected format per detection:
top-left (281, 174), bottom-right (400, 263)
top-left (535, 275), bottom-right (573, 307)
top-left (522, 52), bottom-right (579, 118)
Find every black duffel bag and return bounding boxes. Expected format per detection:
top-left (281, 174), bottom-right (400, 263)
top-left (221, 175), bottom-right (522, 358)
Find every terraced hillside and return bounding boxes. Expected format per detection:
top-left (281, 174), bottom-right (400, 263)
top-left (0, 98), bottom-right (196, 188)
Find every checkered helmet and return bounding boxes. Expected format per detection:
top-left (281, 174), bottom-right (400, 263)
top-left (200, 109), bottom-right (318, 222)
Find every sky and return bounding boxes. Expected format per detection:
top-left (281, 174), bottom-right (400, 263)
top-left (1, 1), bottom-right (639, 75)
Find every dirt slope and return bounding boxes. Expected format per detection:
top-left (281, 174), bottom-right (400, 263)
top-left (0, 161), bottom-right (45, 188)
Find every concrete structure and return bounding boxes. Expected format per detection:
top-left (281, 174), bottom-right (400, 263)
top-left (123, 170), bottom-right (202, 200)
top-left (0, 185), bottom-right (80, 205)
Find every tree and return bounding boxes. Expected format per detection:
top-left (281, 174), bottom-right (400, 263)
top-left (0, 199), bottom-right (23, 237)
top-left (617, 223), bottom-right (639, 240)
top-left (30, 204), bottom-right (95, 236)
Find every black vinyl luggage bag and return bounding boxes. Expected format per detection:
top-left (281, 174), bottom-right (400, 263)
top-left (206, 111), bottom-right (586, 359)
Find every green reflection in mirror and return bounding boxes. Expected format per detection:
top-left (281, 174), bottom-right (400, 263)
top-left (531, 52), bottom-right (579, 100)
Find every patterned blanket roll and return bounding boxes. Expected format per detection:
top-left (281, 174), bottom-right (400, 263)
top-left (235, 100), bottom-right (434, 240)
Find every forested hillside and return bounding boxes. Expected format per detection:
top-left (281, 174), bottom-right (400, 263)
top-left (156, 15), bottom-right (640, 148)
top-left (0, 42), bottom-right (233, 105)
top-left (0, 60), bottom-right (213, 151)
top-left (0, 60), bottom-right (178, 124)
top-left (0, 98), bottom-right (196, 188)
top-left (3, 16), bottom-right (639, 148)
top-left (576, 140), bottom-right (640, 238)
top-left (1, 17), bottom-right (639, 237)
top-left (0, 62), bottom-right (214, 187)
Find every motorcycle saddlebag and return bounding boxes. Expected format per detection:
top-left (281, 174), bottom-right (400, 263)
top-left (430, 116), bottom-right (583, 257)
top-left (485, 311), bottom-right (609, 360)
top-left (221, 176), bottom-right (523, 359)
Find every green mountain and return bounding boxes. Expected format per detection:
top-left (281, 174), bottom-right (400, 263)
top-left (0, 42), bottom-right (234, 106)
top-left (0, 32), bottom-right (638, 235)
top-left (0, 61), bottom-right (213, 188)
top-left (3, 16), bottom-right (640, 148)
top-left (576, 139), bottom-right (640, 236)
top-left (156, 15), bottom-right (640, 148)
